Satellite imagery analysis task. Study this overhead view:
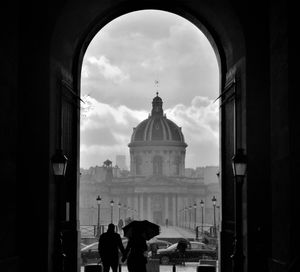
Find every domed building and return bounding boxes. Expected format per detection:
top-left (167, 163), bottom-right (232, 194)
top-left (129, 93), bottom-right (187, 177)
top-left (80, 94), bottom-right (220, 228)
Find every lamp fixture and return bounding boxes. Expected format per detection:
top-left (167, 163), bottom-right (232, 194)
top-left (51, 149), bottom-right (68, 176)
top-left (212, 196), bottom-right (217, 206)
top-left (232, 148), bottom-right (247, 177)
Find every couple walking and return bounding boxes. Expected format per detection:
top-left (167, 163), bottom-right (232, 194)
top-left (98, 223), bottom-right (148, 272)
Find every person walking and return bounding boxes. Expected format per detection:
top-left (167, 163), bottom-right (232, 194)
top-left (149, 242), bottom-right (158, 257)
top-left (176, 240), bottom-right (188, 266)
top-left (122, 231), bottom-right (148, 272)
top-left (98, 223), bottom-right (125, 272)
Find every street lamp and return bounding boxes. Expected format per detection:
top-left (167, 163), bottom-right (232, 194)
top-left (96, 195), bottom-right (102, 236)
top-left (200, 200), bottom-right (204, 234)
top-left (231, 148), bottom-right (247, 272)
top-left (184, 207), bottom-right (187, 228)
top-left (118, 203), bottom-right (121, 222)
top-left (127, 206), bottom-right (130, 217)
top-left (212, 196), bottom-right (217, 237)
top-left (232, 148), bottom-right (247, 177)
top-left (110, 200), bottom-right (114, 223)
top-left (193, 203), bottom-right (197, 229)
top-left (124, 205), bottom-right (127, 219)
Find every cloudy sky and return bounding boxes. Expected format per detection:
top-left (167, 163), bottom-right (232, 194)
top-left (80, 10), bottom-right (220, 169)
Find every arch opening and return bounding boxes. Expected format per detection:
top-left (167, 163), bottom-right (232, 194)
top-left (79, 9), bottom-right (222, 270)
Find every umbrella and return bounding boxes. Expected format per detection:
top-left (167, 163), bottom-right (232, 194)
top-left (177, 239), bottom-right (190, 249)
top-left (122, 220), bottom-right (160, 241)
top-left (178, 238), bottom-right (190, 244)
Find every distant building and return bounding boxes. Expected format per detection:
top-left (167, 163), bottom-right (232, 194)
top-left (80, 94), bottom-right (220, 227)
top-left (116, 155), bottom-right (127, 170)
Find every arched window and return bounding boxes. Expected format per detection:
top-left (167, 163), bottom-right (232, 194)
top-left (153, 155), bottom-right (163, 175)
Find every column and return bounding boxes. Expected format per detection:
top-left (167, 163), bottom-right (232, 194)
top-left (134, 195), bottom-right (138, 219)
top-left (139, 194), bottom-right (144, 220)
top-left (165, 195), bottom-right (169, 224)
top-left (172, 195), bottom-right (176, 226)
top-left (147, 195), bottom-right (152, 221)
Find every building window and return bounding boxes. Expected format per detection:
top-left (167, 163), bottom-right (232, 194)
top-left (135, 156), bottom-right (142, 175)
top-left (174, 156), bottom-right (181, 176)
top-left (153, 155), bottom-right (163, 175)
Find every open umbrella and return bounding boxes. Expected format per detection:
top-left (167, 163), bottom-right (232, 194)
top-left (177, 239), bottom-right (190, 250)
top-left (122, 220), bottom-right (160, 241)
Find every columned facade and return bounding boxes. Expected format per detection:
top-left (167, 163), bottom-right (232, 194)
top-left (80, 95), bottom-right (219, 227)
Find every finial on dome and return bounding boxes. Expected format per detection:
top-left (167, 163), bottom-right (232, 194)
top-left (151, 91), bottom-right (163, 116)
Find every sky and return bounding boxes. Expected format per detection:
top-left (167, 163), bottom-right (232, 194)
top-left (80, 10), bottom-right (220, 169)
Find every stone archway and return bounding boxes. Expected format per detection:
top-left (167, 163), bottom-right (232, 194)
top-left (50, 2), bottom-right (246, 271)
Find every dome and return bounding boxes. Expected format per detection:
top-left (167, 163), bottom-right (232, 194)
top-left (129, 94), bottom-right (187, 147)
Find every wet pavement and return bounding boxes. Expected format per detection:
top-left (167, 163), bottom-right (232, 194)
top-left (81, 263), bottom-right (199, 272)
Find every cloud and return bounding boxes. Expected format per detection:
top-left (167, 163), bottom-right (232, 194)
top-left (80, 10), bottom-right (220, 168)
top-left (80, 95), bottom-right (147, 147)
top-left (166, 96), bottom-right (219, 140)
top-left (81, 10), bottom-right (219, 110)
top-left (80, 95), bottom-right (219, 169)
top-left (84, 56), bottom-right (129, 83)
top-left (80, 144), bottom-right (129, 168)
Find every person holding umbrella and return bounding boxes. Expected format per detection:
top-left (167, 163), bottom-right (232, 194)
top-left (121, 231), bottom-right (148, 272)
top-left (122, 220), bottom-right (160, 272)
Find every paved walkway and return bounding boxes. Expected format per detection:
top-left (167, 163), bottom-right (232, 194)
top-left (157, 226), bottom-right (196, 240)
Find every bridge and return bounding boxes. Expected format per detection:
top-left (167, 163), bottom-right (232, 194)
top-left (80, 225), bottom-right (204, 242)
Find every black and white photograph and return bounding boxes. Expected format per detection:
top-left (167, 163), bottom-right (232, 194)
top-left (1, 1), bottom-right (291, 272)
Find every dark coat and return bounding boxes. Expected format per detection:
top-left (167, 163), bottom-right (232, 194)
top-left (98, 231), bottom-right (124, 263)
top-left (123, 236), bottom-right (148, 272)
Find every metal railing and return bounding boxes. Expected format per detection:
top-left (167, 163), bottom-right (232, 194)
top-left (80, 225), bottom-right (97, 238)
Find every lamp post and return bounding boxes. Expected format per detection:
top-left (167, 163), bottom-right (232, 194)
top-left (179, 209), bottom-right (182, 227)
top-left (200, 200), bottom-right (204, 234)
top-left (127, 206), bottom-right (130, 220)
top-left (212, 196), bottom-right (217, 237)
top-left (184, 207), bottom-right (186, 228)
top-left (96, 195), bottom-right (102, 236)
top-left (189, 205), bottom-right (192, 229)
top-left (110, 200), bottom-right (114, 223)
top-left (231, 148), bottom-right (247, 272)
top-left (193, 203), bottom-right (197, 229)
top-left (123, 205), bottom-right (127, 220)
top-left (51, 149), bottom-right (68, 272)
top-left (194, 203), bottom-right (198, 240)
top-left (118, 203), bottom-right (121, 222)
